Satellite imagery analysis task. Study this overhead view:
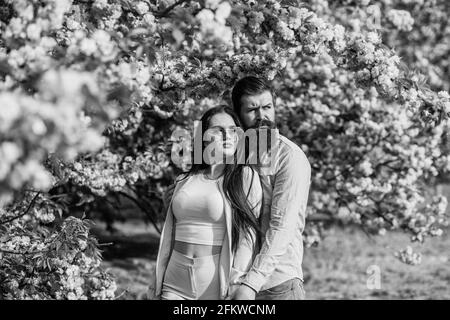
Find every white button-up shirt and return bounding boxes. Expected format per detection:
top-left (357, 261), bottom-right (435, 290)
top-left (242, 134), bottom-right (311, 292)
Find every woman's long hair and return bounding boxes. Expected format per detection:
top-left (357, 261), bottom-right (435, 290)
top-left (185, 105), bottom-right (261, 253)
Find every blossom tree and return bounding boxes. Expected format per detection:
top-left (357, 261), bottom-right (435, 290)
top-left (1, 0), bottom-right (450, 298)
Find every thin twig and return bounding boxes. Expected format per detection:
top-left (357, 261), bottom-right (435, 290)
top-left (0, 248), bottom-right (48, 256)
top-left (114, 287), bottom-right (130, 300)
top-left (118, 190), bottom-right (162, 234)
top-left (155, 0), bottom-right (189, 18)
top-left (0, 191), bottom-right (41, 225)
top-left (98, 242), bottom-right (114, 247)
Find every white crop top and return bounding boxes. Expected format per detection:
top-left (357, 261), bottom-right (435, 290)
top-left (171, 173), bottom-right (225, 246)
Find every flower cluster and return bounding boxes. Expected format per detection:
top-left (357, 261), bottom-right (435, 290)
top-left (279, 50), bottom-right (449, 263)
top-left (395, 246), bottom-right (422, 265)
top-left (0, 87), bottom-right (105, 206)
top-left (68, 148), bottom-right (170, 196)
top-left (0, 213), bottom-right (116, 299)
top-left (386, 9), bottom-right (414, 32)
top-left (196, 2), bottom-right (234, 46)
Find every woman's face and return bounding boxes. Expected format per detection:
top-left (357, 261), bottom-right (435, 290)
top-left (203, 112), bottom-right (239, 163)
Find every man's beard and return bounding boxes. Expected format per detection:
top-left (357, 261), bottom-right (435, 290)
top-left (248, 119), bottom-right (278, 164)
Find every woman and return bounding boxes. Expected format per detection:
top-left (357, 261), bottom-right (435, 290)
top-left (148, 105), bottom-right (263, 300)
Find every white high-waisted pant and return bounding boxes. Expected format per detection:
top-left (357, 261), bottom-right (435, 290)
top-left (161, 250), bottom-right (221, 300)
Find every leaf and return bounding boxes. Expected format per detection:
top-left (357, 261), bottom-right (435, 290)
top-left (32, 253), bottom-right (43, 260)
top-left (119, 0), bottom-right (133, 11)
top-left (190, 56), bottom-right (202, 68)
top-left (45, 259), bottom-right (51, 271)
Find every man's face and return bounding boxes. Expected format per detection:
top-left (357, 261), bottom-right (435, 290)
top-left (238, 90), bottom-right (275, 129)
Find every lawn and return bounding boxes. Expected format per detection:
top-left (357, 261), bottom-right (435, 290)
top-left (95, 220), bottom-right (450, 300)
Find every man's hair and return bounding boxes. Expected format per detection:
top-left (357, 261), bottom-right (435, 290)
top-left (231, 76), bottom-right (274, 115)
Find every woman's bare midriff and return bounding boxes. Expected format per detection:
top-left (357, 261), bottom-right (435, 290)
top-left (174, 240), bottom-right (222, 257)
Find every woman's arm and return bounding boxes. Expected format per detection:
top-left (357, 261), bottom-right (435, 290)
top-left (146, 174), bottom-right (185, 300)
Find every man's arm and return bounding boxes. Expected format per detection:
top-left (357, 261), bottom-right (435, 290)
top-left (241, 147), bottom-right (311, 293)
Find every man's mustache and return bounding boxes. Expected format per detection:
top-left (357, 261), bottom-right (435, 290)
top-left (249, 119), bottom-right (277, 129)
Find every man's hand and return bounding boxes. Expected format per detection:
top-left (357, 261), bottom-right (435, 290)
top-left (231, 284), bottom-right (257, 300)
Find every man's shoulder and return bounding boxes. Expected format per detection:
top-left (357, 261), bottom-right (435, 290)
top-left (278, 134), bottom-right (309, 162)
top-left (275, 134), bottom-right (311, 177)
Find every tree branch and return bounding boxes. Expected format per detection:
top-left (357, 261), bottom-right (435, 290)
top-left (0, 191), bottom-right (41, 225)
top-left (155, 0), bottom-right (189, 18)
top-left (118, 190), bottom-right (162, 234)
top-left (0, 248), bottom-right (48, 256)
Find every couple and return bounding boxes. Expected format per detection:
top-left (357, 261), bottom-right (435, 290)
top-left (148, 76), bottom-right (311, 300)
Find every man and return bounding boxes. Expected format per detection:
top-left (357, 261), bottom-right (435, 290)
top-left (230, 76), bottom-right (311, 300)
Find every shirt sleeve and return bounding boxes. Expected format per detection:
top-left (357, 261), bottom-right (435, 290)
top-left (242, 147), bottom-right (311, 292)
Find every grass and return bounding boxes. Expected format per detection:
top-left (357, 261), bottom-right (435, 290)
top-left (303, 226), bottom-right (450, 299)
top-left (94, 220), bottom-right (450, 300)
